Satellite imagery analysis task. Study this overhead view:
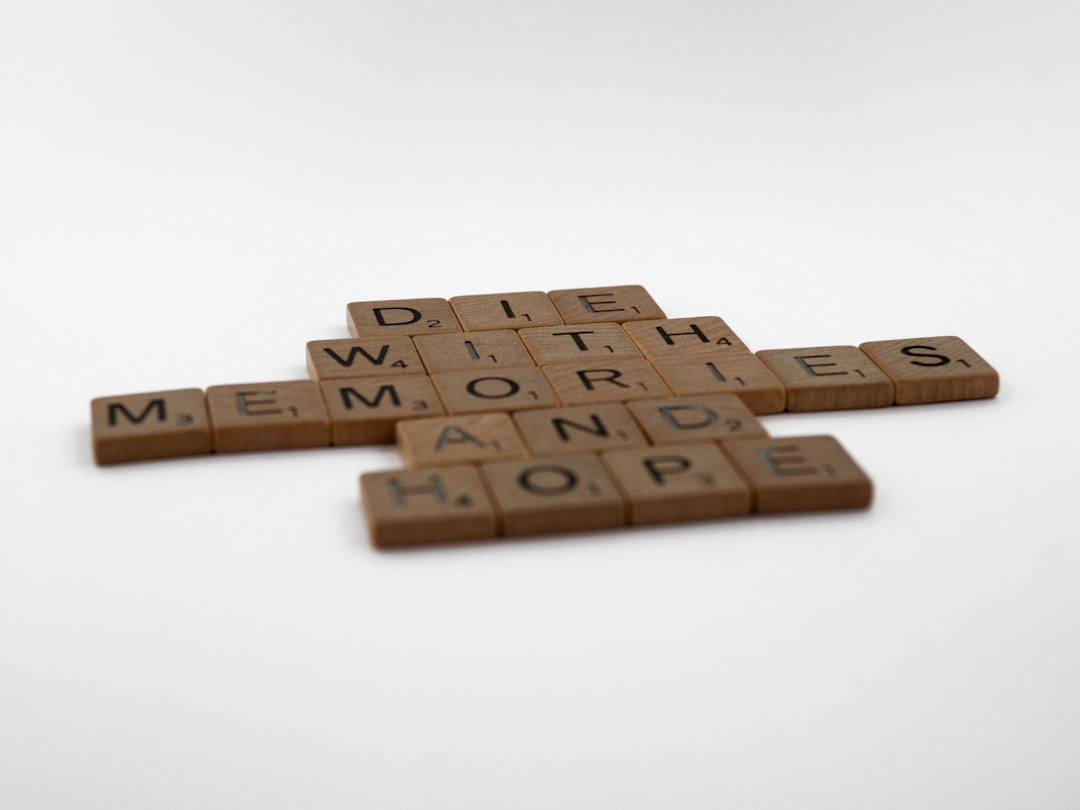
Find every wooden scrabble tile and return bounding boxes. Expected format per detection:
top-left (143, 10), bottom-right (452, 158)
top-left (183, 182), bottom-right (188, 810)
top-left (622, 316), bottom-right (750, 357)
top-left (479, 454), bottom-right (626, 537)
top-left (206, 381), bottom-right (330, 452)
top-left (306, 336), bottom-right (424, 380)
top-left (625, 394), bottom-right (769, 445)
top-left (361, 465), bottom-right (498, 547)
top-left (91, 388), bottom-right (211, 464)
top-left (542, 359), bottom-right (672, 406)
top-left (547, 285), bottom-right (666, 324)
top-left (721, 435), bottom-right (873, 513)
top-left (756, 346), bottom-right (895, 411)
top-left (430, 366), bottom-right (560, 414)
top-left (449, 291), bottom-right (564, 331)
top-left (518, 322), bottom-right (644, 365)
top-left (601, 442), bottom-right (752, 525)
top-left (395, 413), bottom-right (529, 467)
top-left (650, 353), bottom-right (787, 414)
top-left (319, 375), bottom-right (445, 445)
top-left (346, 297), bottom-right (462, 337)
top-left (858, 336), bottom-right (999, 405)
top-left (512, 402), bottom-right (650, 456)
top-left (413, 330), bottom-right (535, 373)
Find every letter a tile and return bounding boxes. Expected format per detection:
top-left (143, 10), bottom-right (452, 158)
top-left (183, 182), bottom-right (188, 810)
top-left (756, 346), bottom-right (894, 411)
top-left (347, 298), bottom-right (462, 337)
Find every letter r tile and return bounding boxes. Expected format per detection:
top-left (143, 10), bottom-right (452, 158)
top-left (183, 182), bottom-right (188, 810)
top-left (91, 388), bottom-right (211, 464)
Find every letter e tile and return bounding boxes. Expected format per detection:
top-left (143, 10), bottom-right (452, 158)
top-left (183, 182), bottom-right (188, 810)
top-left (756, 346), bottom-right (894, 411)
top-left (206, 381), bottom-right (330, 453)
top-left (721, 435), bottom-right (873, 513)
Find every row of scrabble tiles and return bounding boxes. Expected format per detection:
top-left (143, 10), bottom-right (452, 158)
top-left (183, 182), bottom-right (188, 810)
top-left (361, 434), bottom-right (873, 546)
top-left (90, 327), bottom-right (996, 465)
top-left (366, 396), bottom-right (871, 545)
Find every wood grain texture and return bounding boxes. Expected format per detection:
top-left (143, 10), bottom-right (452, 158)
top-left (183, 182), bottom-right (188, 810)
top-left (480, 454), bottom-right (626, 537)
top-left (449, 291), bottom-right (564, 331)
top-left (858, 336), bottom-right (999, 404)
top-left (650, 353), bottom-right (786, 414)
top-left (395, 412), bottom-right (528, 467)
top-left (206, 381), bottom-right (330, 452)
top-left (518, 322), bottom-right (643, 365)
top-left (319, 374), bottom-right (445, 445)
top-left (511, 402), bottom-right (649, 456)
top-left (721, 435), bottom-right (873, 513)
top-left (542, 359), bottom-right (672, 406)
top-left (347, 298), bottom-right (462, 337)
top-left (625, 393), bottom-right (769, 445)
top-left (547, 285), bottom-right (665, 324)
top-left (756, 346), bottom-right (895, 411)
top-left (413, 330), bottom-right (534, 373)
top-left (361, 465), bottom-right (497, 547)
top-left (623, 316), bottom-right (750, 357)
top-left (430, 366), bottom-right (559, 414)
top-left (601, 442), bottom-right (752, 525)
top-left (91, 388), bottom-right (211, 464)
top-left (306, 336), bottom-right (424, 380)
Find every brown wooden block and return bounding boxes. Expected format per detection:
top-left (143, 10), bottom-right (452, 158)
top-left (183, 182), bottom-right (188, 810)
top-left (319, 375), bottom-right (445, 445)
top-left (512, 402), bottom-right (650, 456)
top-left (479, 454), bottom-right (626, 537)
top-left (206, 381), bottom-right (330, 453)
top-left (625, 393), bottom-right (769, 446)
top-left (346, 297), bottom-right (462, 337)
top-left (430, 366), bottom-right (559, 414)
top-left (91, 388), bottom-right (211, 464)
top-left (721, 435), bottom-right (873, 513)
top-left (542, 359), bottom-right (672, 406)
top-left (306, 336), bottom-right (424, 380)
top-left (650, 353), bottom-right (786, 414)
top-left (601, 442), bottom-right (752, 525)
top-left (623, 316), bottom-right (750, 357)
top-left (413, 330), bottom-right (535, 373)
top-left (449, 291), bottom-right (564, 331)
top-left (547, 285), bottom-right (666, 324)
top-left (858, 336), bottom-right (999, 405)
top-left (756, 346), bottom-right (895, 411)
top-left (361, 465), bottom-right (498, 547)
top-left (518, 322), bottom-right (644, 365)
top-left (395, 413), bottom-right (529, 467)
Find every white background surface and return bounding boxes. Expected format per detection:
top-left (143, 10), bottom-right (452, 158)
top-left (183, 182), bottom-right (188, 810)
top-left (3, 2), bottom-right (1079, 808)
